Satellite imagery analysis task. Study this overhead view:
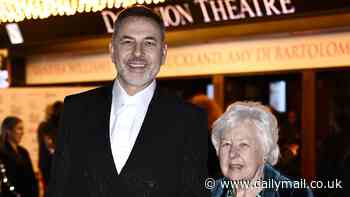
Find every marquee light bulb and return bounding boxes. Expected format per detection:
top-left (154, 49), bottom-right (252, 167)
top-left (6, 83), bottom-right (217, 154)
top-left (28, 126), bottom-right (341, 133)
top-left (0, 0), bottom-right (160, 23)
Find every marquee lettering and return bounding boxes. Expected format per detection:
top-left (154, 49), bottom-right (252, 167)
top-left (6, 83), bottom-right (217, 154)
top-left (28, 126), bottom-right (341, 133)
top-left (101, 0), bottom-right (296, 32)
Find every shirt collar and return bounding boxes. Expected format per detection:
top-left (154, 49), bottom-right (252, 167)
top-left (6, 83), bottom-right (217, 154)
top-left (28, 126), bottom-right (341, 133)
top-left (112, 78), bottom-right (156, 109)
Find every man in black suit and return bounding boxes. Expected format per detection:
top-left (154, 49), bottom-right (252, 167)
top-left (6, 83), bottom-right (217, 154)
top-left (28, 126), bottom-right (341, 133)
top-left (47, 5), bottom-right (209, 197)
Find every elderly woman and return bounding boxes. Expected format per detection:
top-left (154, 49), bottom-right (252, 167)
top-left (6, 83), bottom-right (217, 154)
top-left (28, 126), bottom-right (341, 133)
top-left (211, 102), bottom-right (313, 197)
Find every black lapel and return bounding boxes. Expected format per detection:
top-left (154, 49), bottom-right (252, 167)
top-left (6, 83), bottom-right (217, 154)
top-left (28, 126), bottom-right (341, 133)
top-left (95, 83), bottom-right (114, 166)
top-left (85, 82), bottom-right (119, 194)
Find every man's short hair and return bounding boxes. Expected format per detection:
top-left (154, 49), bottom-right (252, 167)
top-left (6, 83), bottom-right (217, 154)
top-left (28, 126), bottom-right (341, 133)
top-left (112, 5), bottom-right (165, 42)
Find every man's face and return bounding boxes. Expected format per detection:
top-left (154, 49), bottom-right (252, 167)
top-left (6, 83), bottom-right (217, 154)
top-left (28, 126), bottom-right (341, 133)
top-left (111, 16), bottom-right (166, 92)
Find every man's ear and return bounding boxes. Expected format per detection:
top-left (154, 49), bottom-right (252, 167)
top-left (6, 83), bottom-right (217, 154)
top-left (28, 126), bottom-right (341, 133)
top-left (109, 42), bottom-right (115, 64)
top-left (161, 43), bottom-right (168, 65)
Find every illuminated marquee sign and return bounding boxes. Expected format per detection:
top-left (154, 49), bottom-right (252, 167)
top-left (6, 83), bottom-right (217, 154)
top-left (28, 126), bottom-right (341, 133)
top-left (0, 0), bottom-right (349, 47)
top-left (102, 0), bottom-right (296, 32)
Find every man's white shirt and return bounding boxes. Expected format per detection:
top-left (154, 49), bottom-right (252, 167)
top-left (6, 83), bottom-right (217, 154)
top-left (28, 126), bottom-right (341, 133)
top-left (109, 79), bottom-right (156, 174)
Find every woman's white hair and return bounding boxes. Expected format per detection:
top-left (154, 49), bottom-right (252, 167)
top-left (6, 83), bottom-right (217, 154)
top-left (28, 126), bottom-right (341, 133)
top-left (211, 101), bottom-right (280, 165)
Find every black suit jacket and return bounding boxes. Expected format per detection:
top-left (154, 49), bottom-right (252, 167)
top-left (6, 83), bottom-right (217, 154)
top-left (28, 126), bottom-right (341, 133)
top-left (47, 83), bottom-right (209, 197)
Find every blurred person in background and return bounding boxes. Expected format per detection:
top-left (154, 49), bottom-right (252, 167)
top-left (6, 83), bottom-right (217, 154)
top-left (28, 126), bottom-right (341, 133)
top-left (211, 102), bottom-right (313, 197)
top-left (190, 94), bottom-right (222, 178)
top-left (0, 116), bottom-right (38, 197)
top-left (317, 77), bottom-right (350, 197)
top-left (276, 110), bottom-right (301, 178)
top-left (37, 101), bottom-right (63, 190)
top-left (190, 94), bottom-right (222, 130)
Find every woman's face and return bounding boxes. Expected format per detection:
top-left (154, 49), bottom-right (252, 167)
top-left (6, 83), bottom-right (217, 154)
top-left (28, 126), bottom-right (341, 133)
top-left (8, 121), bottom-right (24, 145)
top-left (218, 122), bottom-right (265, 181)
